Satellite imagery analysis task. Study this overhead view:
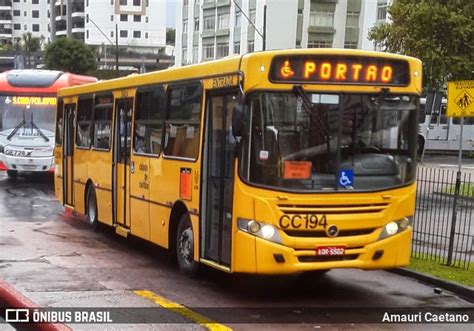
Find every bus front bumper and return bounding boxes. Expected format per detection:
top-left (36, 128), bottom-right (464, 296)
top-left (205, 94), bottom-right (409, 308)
top-left (233, 228), bottom-right (412, 274)
top-left (0, 154), bottom-right (54, 172)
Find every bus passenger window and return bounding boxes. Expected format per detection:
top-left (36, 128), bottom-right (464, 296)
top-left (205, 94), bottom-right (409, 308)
top-left (92, 94), bottom-right (113, 150)
top-left (76, 97), bottom-right (93, 148)
top-left (439, 105), bottom-right (447, 124)
top-left (55, 99), bottom-right (64, 146)
top-left (134, 86), bottom-right (165, 155)
top-left (164, 84), bottom-right (202, 159)
top-left (453, 116), bottom-right (474, 125)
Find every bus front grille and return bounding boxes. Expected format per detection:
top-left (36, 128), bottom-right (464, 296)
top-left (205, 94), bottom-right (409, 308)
top-left (277, 203), bottom-right (390, 215)
top-left (284, 228), bottom-right (376, 238)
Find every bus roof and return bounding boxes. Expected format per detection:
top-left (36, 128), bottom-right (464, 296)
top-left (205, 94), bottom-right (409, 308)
top-left (0, 69), bottom-right (97, 95)
top-left (58, 49), bottom-right (422, 97)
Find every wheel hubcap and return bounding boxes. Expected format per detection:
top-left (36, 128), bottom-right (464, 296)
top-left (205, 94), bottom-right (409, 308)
top-left (179, 227), bottom-right (193, 264)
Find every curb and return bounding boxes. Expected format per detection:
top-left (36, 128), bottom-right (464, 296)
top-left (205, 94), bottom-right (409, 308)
top-left (0, 279), bottom-right (71, 331)
top-left (390, 268), bottom-right (474, 303)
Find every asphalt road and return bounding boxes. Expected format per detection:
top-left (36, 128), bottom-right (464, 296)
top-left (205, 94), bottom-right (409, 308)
top-left (0, 171), bottom-right (473, 330)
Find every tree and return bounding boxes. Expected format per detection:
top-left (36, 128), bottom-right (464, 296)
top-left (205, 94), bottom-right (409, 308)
top-left (166, 28), bottom-right (175, 46)
top-left (21, 32), bottom-right (42, 68)
top-left (44, 37), bottom-right (96, 74)
top-left (368, 0), bottom-right (474, 92)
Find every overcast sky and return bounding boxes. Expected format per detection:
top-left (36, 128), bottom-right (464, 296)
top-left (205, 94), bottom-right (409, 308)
top-left (167, 0), bottom-right (176, 27)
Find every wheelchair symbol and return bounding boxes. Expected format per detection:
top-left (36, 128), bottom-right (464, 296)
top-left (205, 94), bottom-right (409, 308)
top-left (338, 170), bottom-right (353, 187)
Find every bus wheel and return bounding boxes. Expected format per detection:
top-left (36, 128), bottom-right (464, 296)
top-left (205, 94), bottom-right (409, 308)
top-left (176, 213), bottom-right (199, 276)
top-left (7, 170), bottom-right (18, 179)
top-left (86, 186), bottom-right (99, 230)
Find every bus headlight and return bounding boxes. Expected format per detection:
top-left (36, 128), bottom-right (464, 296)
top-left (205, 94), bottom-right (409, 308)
top-left (237, 218), bottom-right (282, 244)
top-left (0, 144), bottom-right (4, 154)
top-left (378, 217), bottom-right (413, 240)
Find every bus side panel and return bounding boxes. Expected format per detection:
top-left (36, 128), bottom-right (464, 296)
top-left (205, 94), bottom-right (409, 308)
top-left (54, 147), bottom-right (63, 204)
top-left (73, 148), bottom-right (89, 215)
top-left (148, 158), bottom-right (169, 248)
top-left (130, 155), bottom-right (150, 241)
top-left (150, 204), bottom-right (171, 249)
top-left (88, 150), bottom-right (113, 226)
top-left (150, 158), bottom-right (201, 260)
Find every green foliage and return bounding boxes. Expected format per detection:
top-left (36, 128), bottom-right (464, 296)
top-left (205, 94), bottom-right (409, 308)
top-left (166, 28), bottom-right (175, 46)
top-left (21, 32), bottom-right (42, 53)
top-left (44, 37), bottom-right (96, 74)
top-left (408, 257), bottom-right (474, 287)
top-left (368, 0), bottom-right (474, 92)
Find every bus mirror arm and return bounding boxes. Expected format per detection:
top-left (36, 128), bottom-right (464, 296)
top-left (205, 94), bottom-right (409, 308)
top-left (232, 104), bottom-right (244, 140)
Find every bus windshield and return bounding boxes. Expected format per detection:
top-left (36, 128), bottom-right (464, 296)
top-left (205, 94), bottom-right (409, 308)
top-left (240, 91), bottom-right (418, 192)
top-left (0, 95), bottom-right (56, 137)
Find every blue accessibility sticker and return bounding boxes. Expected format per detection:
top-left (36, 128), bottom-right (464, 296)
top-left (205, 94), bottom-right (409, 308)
top-left (338, 169), bottom-right (354, 187)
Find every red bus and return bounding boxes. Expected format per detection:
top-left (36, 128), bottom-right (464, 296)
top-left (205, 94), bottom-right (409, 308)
top-left (0, 70), bottom-right (96, 177)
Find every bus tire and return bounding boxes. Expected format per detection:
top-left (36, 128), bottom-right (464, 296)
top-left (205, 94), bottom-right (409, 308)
top-left (176, 213), bottom-right (199, 276)
top-left (7, 170), bottom-right (18, 179)
top-left (86, 186), bottom-right (99, 230)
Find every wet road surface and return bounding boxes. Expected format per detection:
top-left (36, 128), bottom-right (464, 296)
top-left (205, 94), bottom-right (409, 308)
top-left (0, 172), bottom-right (473, 330)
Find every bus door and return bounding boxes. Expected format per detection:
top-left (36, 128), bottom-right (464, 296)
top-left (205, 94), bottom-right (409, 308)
top-left (203, 92), bottom-right (238, 266)
top-left (63, 104), bottom-right (75, 207)
top-left (113, 98), bottom-right (133, 228)
top-left (427, 104), bottom-right (449, 140)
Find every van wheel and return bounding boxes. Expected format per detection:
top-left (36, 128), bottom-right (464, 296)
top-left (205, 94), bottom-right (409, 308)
top-left (86, 186), bottom-right (99, 230)
top-left (7, 170), bottom-right (18, 178)
top-left (176, 213), bottom-right (199, 276)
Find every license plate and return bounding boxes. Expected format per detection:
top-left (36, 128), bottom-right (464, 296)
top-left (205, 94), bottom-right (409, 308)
top-left (316, 246), bottom-right (345, 256)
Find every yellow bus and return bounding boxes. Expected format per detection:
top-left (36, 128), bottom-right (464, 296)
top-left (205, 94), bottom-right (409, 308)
top-left (54, 49), bottom-right (422, 275)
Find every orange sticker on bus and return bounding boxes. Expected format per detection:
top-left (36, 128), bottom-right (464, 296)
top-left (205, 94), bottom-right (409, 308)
top-left (180, 168), bottom-right (192, 200)
top-left (283, 161), bottom-right (311, 179)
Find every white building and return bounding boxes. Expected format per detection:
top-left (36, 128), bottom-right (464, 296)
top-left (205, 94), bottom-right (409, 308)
top-left (0, 0), bottom-right (51, 45)
top-left (175, 0), bottom-right (392, 66)
top-left (51, 0), bottom-right (166, 52)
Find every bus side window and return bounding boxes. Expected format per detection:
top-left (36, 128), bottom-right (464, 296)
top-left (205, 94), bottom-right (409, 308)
top-left (440, 104), bottom-right (447, 125)
top-left (92, 94), bottom-right (113, 150)
top-left (163, 83), bottom-right (202, 159)
top-left (76, 97), bottom-right (93, 148)
top-left (134, 85), bottom-right (165, 155)
top-left (418, 103), bottom-right (427, 124)
top-left (453, 116), bottom-right (474, 125)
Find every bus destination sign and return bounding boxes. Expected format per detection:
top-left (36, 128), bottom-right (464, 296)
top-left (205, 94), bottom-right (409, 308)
top-left (4, 96), bottom-right (57, 106)
top-left (270, 55), bottom-right (410, 86)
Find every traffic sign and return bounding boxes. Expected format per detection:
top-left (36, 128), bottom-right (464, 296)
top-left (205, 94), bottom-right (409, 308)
top-left (447, 80), bottom-right (474, 117)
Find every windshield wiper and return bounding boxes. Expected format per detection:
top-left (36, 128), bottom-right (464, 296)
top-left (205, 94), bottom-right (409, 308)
top-left (6, 119), bottom-right (26, 141)
top-left (30, 112), bottom-right (50, 142)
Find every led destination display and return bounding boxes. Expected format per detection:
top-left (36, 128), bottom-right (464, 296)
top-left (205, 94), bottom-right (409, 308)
top-left (270, 55), bottom-right (410, 86)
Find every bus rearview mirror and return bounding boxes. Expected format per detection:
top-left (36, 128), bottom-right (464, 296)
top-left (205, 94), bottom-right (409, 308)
top-left (232, 105), bottom-right (244, 139)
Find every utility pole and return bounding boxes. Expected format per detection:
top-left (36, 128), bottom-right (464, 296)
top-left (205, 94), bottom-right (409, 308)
top-left (87, 16), bottom-right (119, 76)
top-left (263, 5), bottom-right (267, 51)
top-left (115, 24), bottom-right (119, 75)
top-left (232, 0), bottom-right (266, 50)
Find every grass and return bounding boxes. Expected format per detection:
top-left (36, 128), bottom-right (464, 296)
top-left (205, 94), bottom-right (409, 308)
top-left (444, 183), bottom-right (474, 198)
top-left (407, 256), bottom-right (474, 287)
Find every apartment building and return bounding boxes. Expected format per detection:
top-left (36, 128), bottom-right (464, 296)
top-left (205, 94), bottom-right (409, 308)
top-left (0, 0), bottom-right (51, 45)
top-left (175, 0), bottom-right (391, 66)
top-left (51, 0), bottom-right (166, 52)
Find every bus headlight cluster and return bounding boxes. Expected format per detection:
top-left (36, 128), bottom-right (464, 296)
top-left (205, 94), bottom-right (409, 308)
top-left (378, 216), bottom-right (413, 240)
top-left (237, 218), bottom-right (282, 244)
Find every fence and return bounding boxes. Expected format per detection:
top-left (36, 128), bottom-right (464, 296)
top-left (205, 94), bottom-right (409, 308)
top-left (412, 166), bottom-right (473, 269)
